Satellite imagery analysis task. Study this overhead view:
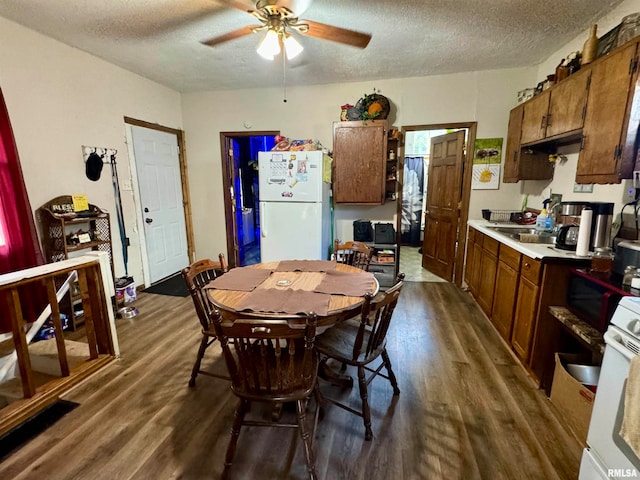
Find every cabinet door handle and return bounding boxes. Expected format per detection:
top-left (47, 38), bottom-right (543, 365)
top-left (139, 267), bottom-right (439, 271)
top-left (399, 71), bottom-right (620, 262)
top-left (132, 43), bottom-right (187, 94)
top-left (540, 115), bottom-right (546, 129)
top-left (545, 114), bottom-right (551, 127)
top-left (580, 135), bottom-right (586, 150)
top-left (523, 262), bottom-right (530, 270)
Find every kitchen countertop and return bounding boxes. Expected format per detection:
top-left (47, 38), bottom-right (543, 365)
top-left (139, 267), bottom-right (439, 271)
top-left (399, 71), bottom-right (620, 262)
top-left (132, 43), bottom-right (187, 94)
top-left (467, 219), bottom-right (592, 261)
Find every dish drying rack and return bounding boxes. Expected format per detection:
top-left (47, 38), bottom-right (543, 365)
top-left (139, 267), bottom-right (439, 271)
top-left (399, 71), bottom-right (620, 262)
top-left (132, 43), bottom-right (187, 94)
top-left (482, 209), bottom-right (537, 224)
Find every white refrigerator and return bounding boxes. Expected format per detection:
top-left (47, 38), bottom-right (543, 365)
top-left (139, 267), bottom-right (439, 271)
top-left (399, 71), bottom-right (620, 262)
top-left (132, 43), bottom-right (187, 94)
top-left (258, 150), bottom-right (331, 262)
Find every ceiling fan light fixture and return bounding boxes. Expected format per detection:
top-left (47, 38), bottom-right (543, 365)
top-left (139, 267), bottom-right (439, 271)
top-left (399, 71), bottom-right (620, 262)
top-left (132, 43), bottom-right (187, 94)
top-left (257, 29), bottom-right (280, 59)
top-left (283, 33), bottom-right (303, 59)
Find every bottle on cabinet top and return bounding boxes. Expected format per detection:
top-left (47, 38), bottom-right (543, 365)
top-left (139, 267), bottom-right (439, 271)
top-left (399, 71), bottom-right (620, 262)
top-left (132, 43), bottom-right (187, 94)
top-left (582, 24), bottom-right (599, 66)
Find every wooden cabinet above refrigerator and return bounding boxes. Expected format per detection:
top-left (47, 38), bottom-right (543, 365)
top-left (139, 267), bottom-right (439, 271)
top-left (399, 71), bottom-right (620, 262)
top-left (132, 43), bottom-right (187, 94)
top-left (332, 120), bottom-right (388, 204)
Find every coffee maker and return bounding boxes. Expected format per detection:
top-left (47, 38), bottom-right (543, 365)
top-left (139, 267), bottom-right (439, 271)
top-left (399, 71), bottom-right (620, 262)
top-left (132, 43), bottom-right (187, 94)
top-left (554, 201), bottom-right (614, 251)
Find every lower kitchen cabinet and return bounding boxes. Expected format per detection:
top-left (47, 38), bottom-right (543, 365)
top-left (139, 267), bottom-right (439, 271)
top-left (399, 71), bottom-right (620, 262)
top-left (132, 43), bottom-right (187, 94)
top-left (491, 244), bottom-right (521, 341)
top-left (511, 256), bottom-right (542, 362)
top-left (477, 235), bottom-right (499, 316)
top-left (464, 228), bottom-right (587, 388)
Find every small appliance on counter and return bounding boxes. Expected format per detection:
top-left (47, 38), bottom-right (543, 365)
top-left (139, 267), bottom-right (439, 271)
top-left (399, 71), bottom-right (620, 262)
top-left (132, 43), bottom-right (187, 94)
top-left (554, 201), bottom-right (614, 251)
top-left (613, 239), bottom-right (640, 277)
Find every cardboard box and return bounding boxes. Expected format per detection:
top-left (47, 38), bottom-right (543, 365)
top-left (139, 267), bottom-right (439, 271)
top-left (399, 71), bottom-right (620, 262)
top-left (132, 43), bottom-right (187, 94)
top-left (550, 352), bottom-right (597, 444)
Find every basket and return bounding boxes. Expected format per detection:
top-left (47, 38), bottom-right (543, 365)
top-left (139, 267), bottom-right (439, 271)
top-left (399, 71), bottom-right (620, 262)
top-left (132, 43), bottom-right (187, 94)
top-left (482, 209), bottom-right (526, 223)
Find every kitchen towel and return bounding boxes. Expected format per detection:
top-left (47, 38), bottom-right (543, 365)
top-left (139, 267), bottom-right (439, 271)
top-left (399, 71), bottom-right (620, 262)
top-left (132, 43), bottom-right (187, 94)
top-left (576, 207), bottom-right (592, 257)
top-left (204, 267), bottom-right (273, 292)
top-left (236, 288), bottom-right (330, 316)
top-left (313, 270), bottom-right (376, 297)
top-left (620, 354), bottom-right (640, 458)
top-left (275, 260), bottom-right (337, 272)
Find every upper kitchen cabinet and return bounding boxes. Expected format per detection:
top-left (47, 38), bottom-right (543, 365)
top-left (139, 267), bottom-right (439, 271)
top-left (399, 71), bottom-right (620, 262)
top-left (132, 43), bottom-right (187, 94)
top-left (503, 103), bottom-right (554, 182)
top-left (520, 69), bottom-right (590, 145)
top-left (576, 41), bottom-right (639, 184)
top-left (333, 120), bottom-right (388, 204)
top-left (505, 35), bottom-right (640, 184)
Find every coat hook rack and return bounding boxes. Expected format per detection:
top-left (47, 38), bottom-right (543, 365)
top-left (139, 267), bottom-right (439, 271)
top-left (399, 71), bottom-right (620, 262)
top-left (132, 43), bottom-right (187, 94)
top-left (82, 145), bottom-right (117, 164)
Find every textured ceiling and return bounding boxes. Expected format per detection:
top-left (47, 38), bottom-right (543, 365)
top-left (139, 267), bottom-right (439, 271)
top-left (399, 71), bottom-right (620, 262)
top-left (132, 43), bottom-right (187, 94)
top-left (0, 0), bottom-right (625, 93)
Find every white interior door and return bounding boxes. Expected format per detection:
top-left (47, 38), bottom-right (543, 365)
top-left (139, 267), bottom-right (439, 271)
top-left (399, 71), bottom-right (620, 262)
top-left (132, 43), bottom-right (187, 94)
top-left (131, 125), bottom-right (189, 284)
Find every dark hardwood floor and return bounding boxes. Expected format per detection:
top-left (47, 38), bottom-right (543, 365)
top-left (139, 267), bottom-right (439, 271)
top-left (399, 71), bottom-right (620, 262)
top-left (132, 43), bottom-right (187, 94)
top-left (0, 282), bottom-right (582, 479)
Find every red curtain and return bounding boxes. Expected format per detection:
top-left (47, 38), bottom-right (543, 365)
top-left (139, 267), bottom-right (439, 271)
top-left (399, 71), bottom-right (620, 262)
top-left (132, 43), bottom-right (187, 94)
top-left (0, 87), bottom-right (45, 333)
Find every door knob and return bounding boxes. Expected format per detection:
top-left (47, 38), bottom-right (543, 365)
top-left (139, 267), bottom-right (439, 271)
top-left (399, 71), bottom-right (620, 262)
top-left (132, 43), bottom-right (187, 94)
top-left (145, 218), bottom-right (153, 224)
top-left (144, 207), bottom-right (149, 213)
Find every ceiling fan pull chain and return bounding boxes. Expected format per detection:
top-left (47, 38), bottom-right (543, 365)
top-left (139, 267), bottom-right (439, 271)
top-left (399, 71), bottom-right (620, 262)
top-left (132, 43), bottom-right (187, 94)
top-left (283, 51), bottom-right (287, 103)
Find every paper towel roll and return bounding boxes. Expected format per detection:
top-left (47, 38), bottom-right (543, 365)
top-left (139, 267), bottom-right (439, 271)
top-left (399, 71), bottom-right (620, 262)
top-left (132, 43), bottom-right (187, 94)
top-left (576, 207), bottom-right (592, 257)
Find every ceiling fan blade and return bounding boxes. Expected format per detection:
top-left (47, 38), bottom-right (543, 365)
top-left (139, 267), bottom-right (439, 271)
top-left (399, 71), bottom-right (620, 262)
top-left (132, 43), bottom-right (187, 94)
top-left (218, 0), bottom-right (257, 13)
top-left (201, 26), bottom-right (258, 47)
top-left (300, 20), bottom-right (371, 49)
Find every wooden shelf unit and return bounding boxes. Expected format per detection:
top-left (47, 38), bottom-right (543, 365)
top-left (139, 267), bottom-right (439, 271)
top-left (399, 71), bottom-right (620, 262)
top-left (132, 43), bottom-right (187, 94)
top-left (37, 196), bottom-right (114, 329)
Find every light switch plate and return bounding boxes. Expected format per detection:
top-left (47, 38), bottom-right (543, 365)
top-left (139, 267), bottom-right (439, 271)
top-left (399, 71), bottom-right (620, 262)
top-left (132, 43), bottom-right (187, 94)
top-left (573, 183), bottom-right (594, 193)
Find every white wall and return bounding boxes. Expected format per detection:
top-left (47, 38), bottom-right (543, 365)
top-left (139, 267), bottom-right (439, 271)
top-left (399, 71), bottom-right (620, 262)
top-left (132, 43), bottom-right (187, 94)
top-left (182, 67), bottom-right (538, 260)
top-left (0, 16), bottom-right (182, 285)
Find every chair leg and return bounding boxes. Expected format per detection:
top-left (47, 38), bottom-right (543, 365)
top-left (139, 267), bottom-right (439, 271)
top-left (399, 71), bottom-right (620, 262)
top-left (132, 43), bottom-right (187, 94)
top-left (381, 349), bottom-right (400, 396)
top-left (222, 398), bottom-right (248, 480)
top-left (188, 334), bottom-right (210, 387)
top-left (296, 399), bottom-right (317, 480)
top-left (357, 365), bottom-right (373, 441)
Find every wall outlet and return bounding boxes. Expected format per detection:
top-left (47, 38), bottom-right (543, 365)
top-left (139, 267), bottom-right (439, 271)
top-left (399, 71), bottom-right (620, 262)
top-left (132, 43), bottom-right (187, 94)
top-left (622, 179), bottom-right (636, 201)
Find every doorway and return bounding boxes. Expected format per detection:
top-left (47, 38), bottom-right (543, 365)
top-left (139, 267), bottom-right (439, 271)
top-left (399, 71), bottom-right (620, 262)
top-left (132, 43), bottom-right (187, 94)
top-left (399, 122), bottom-right (477, 286)
top-left (124, 117), bottom-right (194, 287)
top-left (220, 131), bottom-right (278, 268)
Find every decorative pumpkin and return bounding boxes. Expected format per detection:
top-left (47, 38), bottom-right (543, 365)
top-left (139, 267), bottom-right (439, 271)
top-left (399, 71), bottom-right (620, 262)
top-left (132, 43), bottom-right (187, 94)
top-left (367, 101), bottom-right (383, 116)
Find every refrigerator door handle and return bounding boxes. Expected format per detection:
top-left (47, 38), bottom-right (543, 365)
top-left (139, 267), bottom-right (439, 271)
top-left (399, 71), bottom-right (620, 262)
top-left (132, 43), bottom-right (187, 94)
top-left (261, 203), bottom-right (267, 238)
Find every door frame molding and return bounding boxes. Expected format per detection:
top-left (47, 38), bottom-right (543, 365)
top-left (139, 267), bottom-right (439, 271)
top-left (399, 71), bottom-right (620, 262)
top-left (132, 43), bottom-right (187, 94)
top-left (219, 131), bottom-right (280, 268)
top-left (400, 122), bottom-right (477, 287)
top-left (124, 116), bottom-right (195, 285)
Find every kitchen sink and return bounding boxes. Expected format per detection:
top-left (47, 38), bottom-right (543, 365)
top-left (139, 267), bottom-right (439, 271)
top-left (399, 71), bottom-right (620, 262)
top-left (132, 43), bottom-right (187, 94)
top-left (487, 226), bottom-right (556, 244)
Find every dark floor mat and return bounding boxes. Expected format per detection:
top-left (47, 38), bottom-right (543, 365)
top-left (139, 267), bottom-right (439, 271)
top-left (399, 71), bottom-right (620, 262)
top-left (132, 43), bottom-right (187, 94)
top-left (0, 399), bottom-right (79, 460)
top-left (143, 274), bottom-right (189, 297)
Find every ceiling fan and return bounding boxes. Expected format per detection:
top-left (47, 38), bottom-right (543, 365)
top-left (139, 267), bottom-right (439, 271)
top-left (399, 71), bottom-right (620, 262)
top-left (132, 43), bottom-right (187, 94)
top-left (201, 0), bottom-right (372, 59)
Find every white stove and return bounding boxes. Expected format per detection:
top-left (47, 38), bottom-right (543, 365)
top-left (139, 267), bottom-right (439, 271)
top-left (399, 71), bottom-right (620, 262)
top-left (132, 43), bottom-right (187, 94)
top-left (580, 296), bottom-right (640, 479)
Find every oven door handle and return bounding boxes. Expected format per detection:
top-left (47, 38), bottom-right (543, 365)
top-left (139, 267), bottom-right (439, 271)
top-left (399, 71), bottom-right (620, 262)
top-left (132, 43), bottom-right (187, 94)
top-left (604, 329), bottom-right (638, 361)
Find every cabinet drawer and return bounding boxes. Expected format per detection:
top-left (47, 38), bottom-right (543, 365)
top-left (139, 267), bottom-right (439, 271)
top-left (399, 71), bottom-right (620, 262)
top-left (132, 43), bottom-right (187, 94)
top-left (499, 244), bottom-right (521, 270)
top-left (520, 256), bottom-right (541, 285)
top-left (483, 236), bottom-right (499, 256)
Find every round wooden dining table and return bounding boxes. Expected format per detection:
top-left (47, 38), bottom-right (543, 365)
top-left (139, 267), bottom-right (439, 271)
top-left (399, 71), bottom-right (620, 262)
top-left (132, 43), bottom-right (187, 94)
top-left (206, 260), bottom-right (378, 327)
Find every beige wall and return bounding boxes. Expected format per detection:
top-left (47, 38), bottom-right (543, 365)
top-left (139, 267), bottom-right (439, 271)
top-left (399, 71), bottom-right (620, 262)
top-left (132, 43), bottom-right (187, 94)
top-left (0, 16), bottom-right (182, 284)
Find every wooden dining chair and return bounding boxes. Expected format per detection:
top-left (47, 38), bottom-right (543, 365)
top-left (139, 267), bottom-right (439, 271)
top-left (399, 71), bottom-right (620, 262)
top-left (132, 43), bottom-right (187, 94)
top-left (315, 273), bottom-right (405, 440)
top-left (181, 255), bottom-right (229, 386)
top-left (210, 310), bottom-right (323, 480)
top-left (333, 240), bottom-right (374, 271)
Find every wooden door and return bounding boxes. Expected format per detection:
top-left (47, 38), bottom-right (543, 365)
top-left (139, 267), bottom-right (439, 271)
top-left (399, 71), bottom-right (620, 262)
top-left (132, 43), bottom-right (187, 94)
top-left (577, 42), bottom-right (638, 183)
top-left (545, 69), bottom-right (589, 138)
top-left (422, 130), bottom-right (466, 281)
top-left (520, 90), bottom-right (550, 144)
top-left (333, 120), bottom-right (387, 204)
top-left (476, 236), bottom-right (499, 316)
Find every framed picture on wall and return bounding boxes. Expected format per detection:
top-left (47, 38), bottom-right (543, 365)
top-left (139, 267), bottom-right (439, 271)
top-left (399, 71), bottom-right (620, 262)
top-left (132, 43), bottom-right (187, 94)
top-left (472, 138), bottom-right (502, 190)
top-left (597, 24), bottom-right (620, 58)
